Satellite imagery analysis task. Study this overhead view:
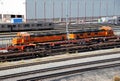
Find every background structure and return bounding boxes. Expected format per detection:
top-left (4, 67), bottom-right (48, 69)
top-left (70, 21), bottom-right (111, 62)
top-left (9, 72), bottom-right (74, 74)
top-left (0, 0), bottom-right (119, 22)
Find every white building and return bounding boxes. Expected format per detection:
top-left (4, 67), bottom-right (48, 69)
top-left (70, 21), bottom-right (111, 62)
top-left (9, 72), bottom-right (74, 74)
top-left (0, 0), bottom-right (26, 22)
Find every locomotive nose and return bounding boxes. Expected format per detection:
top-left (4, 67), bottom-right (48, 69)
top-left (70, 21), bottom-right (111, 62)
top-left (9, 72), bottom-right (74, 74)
top-left (12, 37), bottom-right (19, 45)
top-left (100, 26), bottom-right (112, 30)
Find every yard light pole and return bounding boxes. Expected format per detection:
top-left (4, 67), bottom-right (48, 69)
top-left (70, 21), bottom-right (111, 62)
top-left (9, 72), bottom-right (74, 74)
top-left (66, 0), bottom-right (69, 40)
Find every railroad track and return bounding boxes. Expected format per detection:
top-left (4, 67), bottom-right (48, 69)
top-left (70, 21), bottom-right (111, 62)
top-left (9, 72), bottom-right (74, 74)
top-left (0, 39), bottom-right (120, 71)
top-left (18, 59), bottom-right (120, 81)
top-left (0, 23), bottom-right (119, 80)
top-left (0, 39), bottom-right (120, 62)
top-left (0, 48), bottom-right (120, 71)
top-left (1, 52), bottom-right (120, 81)
top-left (18, 61), bottom-right (120, 81)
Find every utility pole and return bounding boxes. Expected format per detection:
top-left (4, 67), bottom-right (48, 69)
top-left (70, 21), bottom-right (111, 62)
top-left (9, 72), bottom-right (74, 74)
top-left (66, 0), bottom-right (69, 40)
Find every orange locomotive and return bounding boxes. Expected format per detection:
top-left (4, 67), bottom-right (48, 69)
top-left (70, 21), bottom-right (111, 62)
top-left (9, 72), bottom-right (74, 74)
top-left (68, 26), bottom-right (114, 39)
top-left (8, 26), bottom-right (114, 52)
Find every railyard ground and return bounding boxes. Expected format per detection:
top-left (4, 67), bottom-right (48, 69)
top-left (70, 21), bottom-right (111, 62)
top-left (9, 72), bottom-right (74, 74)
top-left (0, 24), bottom-right (120, 81)
top-left (42, 66), bottom-right (120, 81)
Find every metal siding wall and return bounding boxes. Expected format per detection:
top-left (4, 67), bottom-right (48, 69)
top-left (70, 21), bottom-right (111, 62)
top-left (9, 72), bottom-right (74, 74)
top-left (26, 0), bottom-right (35, 19)
top-left (26, 0), bottom-right (120, 19)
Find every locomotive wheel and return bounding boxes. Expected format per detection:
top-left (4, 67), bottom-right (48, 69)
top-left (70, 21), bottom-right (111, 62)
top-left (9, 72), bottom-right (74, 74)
top-left (24, 47), bottom-right (34, 52)
top-left (7, 48), bottom-right (19, 52)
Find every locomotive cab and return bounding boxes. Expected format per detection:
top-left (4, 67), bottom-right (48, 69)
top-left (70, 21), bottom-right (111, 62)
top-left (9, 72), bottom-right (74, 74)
top-left (12, 32), bottom-right (31, 45)
top-left (100, 26), bottom-right (114, 36)
top-left (8, 32), bottom-right (36, 52)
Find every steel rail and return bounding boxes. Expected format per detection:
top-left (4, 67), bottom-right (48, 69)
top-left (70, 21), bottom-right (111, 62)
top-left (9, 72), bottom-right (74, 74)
top-left (0, 40), bottom-right (120, 62)
top-left (18, 62), bottom-right (120, 81)
top-left (1, 55), bottom-right (120, 81)
top-left (0, 48), bottom-right (120, 71)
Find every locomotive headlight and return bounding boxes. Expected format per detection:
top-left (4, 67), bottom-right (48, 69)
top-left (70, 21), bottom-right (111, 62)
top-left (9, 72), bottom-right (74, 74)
top-left (105, 32), bottom-right (108, 36)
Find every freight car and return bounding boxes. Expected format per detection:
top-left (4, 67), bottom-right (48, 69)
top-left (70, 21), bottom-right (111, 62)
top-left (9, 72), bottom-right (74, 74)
top-left (7, 26), bottom-right (114, 52)
top-left (0, 21), bottom-right (54, 32)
